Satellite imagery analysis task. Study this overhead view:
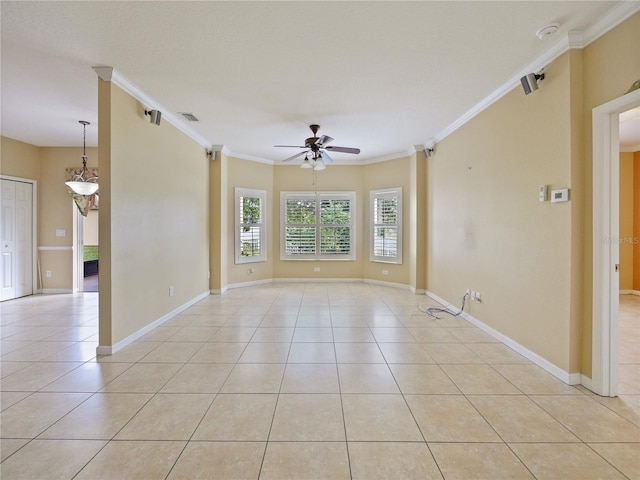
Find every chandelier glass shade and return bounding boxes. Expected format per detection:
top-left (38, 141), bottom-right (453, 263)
top-left (65, 121), bottom-right (99, 195)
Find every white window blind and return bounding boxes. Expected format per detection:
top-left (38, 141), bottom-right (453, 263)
top-left (370, 188), bottom-right (402, 264)
top-left (281, 192), bottom-right (355, 261)
top-left (235, 188), bottom-right (266, 264)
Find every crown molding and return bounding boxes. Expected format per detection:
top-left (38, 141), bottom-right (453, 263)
top-left (362, 148), bottom-right (415, 165)
top-left (580, 0), bottom-right (640, 48)
top-left (223, 147), bottom-right (274, 165)
top-left (425, 1), bottom-right (640, 149)
top-left (92, 66), bottom-right (212, 149)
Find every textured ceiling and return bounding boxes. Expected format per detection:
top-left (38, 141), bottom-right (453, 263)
top-left (1, 1), bottom-right (636, 162)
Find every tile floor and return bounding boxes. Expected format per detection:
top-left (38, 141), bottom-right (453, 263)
top-left (1, 283), bottom-right (639, 479)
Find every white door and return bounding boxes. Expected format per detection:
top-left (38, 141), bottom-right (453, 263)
top-left (1, 179), bottom-right (33, 301)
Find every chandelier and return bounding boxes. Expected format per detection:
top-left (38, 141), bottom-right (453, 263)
top-left (65, 120), bottom-right (99, 195)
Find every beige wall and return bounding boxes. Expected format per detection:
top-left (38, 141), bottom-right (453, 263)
top-left (581, 12), bottom-right (640, 375)
top-left (272, 164), bottom-right (365, 279)
top-left (363, 156), bottom-right (412, 285)
top-left (99, 81), bottom-right (209, 346)
top-left (1, 136), bottom-right (101, 290)
top-left (225, 157), bottom-right (274, 286)
top-left (426, 12), bottom-right (640, 377)
top-left (1, 136), bottom-right (40, 180)
top-left (620, 152), bottom-right (634, 291)
top-left (83, 209), bottom-right (99, 246)
top-left (635, 151), bottom-right (640, 291)
top-left (427, 51), bottom-right (575, 372)
top-left (212, 155), bottom-right (418, 290)
top-left (210, 153), bottom-right (226, 292)
top-left (38, 147), bottom-right (98, 289)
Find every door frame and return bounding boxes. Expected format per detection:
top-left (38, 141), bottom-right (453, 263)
top-left (72, 203), bottom-right (84, 292)
top-left (0, 174), bottom-right (38, 298)
top-left (591, 88), bottom-right (640, 396)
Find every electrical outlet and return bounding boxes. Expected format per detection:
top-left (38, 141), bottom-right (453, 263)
top-left (248, 268), bottom-right (254, 275)
top-left (382, 269), bottom-right (389, 275)
top-left (313, 267), bottom-right (320, 272)
top-left (169, 286), bottom-right (174, 297)
top-left (474, 291), bottom-right (482, 302)
top-left (46, 270), bottom-right (52, 278)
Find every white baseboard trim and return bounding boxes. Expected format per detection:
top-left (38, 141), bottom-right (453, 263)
top-left (226, 278), bottom-right (273, 290)
top-left (426, 290), bottom-right (579, 385)
top-left (364, 278), bottom-right (412, 291)
top-left (620, 290), bottom-right (640, 296)
top-left (41, 288), bottom-right (73, 295)
top-left (275, 277), bottom-right (363, 284)
top-left (96, 290), bottom-right (210, 356)
top-left (213, 277), bottom-right (417, 292)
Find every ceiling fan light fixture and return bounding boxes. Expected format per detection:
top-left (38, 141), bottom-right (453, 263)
top-left (314, 159), bottom-right (326, 171)
top-left (300, 156), bottom-right (313, 169)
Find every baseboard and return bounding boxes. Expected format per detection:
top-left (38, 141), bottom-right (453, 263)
top-left (275, 277), bottom-right (363, 284)
top-left (40, 288), bottom-right (73, 294)
top-left (226, 278), bottom-right (273, 290)
top-left (364, 278), bottom-right (412, 291)
top-left (425, 290), bottom-right (578, 385)
top-left (620, 290), bottom-right (640, 296)
top-left (96, 290), bottom-right (211, 356)
top-left (214, 277), bottom-right (417, 292)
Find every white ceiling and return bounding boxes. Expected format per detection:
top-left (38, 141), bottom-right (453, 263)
top-left (2, 1), bottom-right (637, 163)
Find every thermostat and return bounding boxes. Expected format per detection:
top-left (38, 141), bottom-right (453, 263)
top-left (551, 188), bottom-right (569, 203)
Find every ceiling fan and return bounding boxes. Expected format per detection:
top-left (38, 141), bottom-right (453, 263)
top-left (274, 124), bottom-right (360, 168)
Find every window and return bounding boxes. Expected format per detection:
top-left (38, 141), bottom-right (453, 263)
top-left (370, 187), bottom-right (402, 264)
top-left (235, 188), bottom-right (266, 264)
top-left (281, 191), bottom-right (356, 261)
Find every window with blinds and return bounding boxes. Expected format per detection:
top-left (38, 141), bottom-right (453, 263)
top-left (235, 188), bottom-right (267, 264)
top-left (370, 188), bottom-right (402, 264)
top-left (281, 192), bottom-right (356, 260)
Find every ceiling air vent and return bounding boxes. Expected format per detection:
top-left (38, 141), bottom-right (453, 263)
top-left (179, 112), bottom-right (199, 122)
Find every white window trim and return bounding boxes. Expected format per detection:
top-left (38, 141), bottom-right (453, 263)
top-left (281, 191), bottom-right (356, 261)
top-left (370, 187), bottom-right (402, 264)
top-left (235, 187), bottom-right (267, 264)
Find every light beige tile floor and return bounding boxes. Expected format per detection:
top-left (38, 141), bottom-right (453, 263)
top-left (1, 285), bottom-right (639, 479)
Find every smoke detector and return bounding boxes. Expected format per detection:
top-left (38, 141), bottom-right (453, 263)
top-left (536, 23), bottom-right (560, 40)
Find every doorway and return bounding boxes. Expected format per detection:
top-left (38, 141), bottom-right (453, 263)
top-left (617, 107), bottom-right (640, 395)
top-left (73, 203), bottom-right (99, 293)
top-left (1, 176), bottom-right (36, 301)
top-left (591, 88), bottom-right (640, 396)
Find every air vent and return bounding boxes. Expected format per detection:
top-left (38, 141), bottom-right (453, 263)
top-left (179, 112), bottom-right (199, 122)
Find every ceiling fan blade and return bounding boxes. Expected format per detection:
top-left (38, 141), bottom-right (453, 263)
top-left (325, 146), bottom-right (360, 154)
top-left (274, 145), bottom-right (307, 148)
top-left (315, 135), bottom-right (334, 147)
top-left (320, 150), bottom-right (333, 164)
top-left (282, 150), bottom-right (309, 162)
